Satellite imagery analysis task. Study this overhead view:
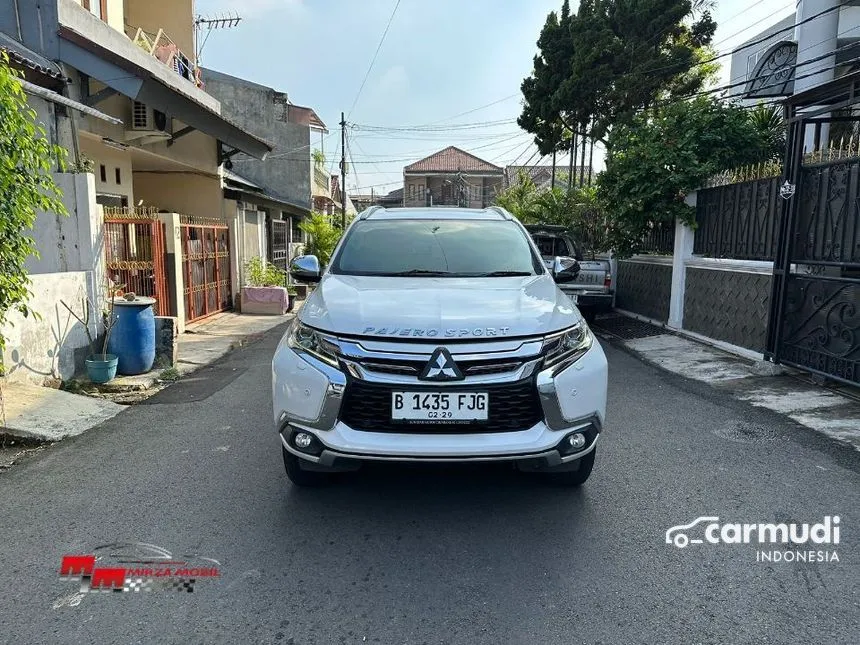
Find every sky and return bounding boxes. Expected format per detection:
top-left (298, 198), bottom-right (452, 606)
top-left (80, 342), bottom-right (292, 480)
top-left (196, 0), bottom-right (797, 196)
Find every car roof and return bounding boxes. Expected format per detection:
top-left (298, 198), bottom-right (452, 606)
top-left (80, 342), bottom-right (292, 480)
top-left (358, 206), bottom-right (514, 221)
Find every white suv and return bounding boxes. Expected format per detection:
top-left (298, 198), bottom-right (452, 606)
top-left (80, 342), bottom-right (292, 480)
top-left (271, 206), bottom-right (608, 486)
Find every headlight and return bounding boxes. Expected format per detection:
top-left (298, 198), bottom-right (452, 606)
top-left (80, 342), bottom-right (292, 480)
top-left (542, 324), bottom-right (593, 370)
top-left (286, 321), bottom-right (339, 366)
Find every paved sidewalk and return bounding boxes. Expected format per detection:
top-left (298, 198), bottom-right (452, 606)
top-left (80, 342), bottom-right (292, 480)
top-left (0, 311), bottom-right (294, 445)
top-left (177, 311), bottom-right (293, 376)
top-left (592, 314), bottom-right (860, 451)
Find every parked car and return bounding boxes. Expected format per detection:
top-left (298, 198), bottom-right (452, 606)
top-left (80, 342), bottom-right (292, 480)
top-left (524, 224), bottom-right (613, 322)
top-left (272, 206), bottom-right (608, 488)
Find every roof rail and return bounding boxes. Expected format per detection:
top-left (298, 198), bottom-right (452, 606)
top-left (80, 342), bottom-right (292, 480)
top-left (485, 205), bottom-right (513, 220)
top-left (358, 205), bottom-right (385, 220)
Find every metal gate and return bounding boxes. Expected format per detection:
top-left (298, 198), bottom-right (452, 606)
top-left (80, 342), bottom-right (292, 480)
top-left (766, 117), bottom-right (860, 386)
top-left (104, 209), bottom-right (169, 316)
top-left (268, 218), bottom-right (289, 273)
top-left (180, 220), bottom-right (232, 323)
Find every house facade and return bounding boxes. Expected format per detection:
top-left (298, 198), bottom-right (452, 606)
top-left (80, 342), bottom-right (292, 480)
top-left (0, 0), bottom-right (271, 382)
top-left (200, 68), bottom-right (329, 286)
top-left (504, 164), bottom-right (594, 189)
top-left (402, 146), bottom-right (504, 208)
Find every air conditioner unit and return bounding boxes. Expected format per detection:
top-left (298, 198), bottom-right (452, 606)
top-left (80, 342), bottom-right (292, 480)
top-left (126, 101), bottom-right (171, 143)
top-left (131, 101), bottom-right (168, 130)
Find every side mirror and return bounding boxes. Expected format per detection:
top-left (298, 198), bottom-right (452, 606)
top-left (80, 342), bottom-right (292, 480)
top-left (289, 255), bottom-right (321, 283)
top-left (552, 256), bottom-right (580, 284)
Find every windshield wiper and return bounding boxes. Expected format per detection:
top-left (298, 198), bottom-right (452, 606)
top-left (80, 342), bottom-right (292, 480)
top-left (386, 269), bottom-right (452, 276)
top-left (473, 270), bottom-right (534, 277)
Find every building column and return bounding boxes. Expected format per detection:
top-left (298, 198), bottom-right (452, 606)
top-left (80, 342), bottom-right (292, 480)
top-left (157, 212), bottom-right (186, 333)
top-left (668, 193), bottom-right (697, 330)
top-left (794, 0), bottom-right (840, 152)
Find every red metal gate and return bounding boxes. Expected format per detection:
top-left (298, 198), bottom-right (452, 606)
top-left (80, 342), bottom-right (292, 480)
top-left (181, 220), bottom-right (232, 323)
top-left (104, 209), bottom-right (170, 316)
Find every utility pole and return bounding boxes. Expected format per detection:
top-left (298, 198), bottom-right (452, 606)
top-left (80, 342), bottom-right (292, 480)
top-left (340, 112), bottom-right (346, 229)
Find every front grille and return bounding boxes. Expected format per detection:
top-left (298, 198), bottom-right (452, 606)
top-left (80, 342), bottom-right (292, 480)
top-left (339, 377), bottom-right (543, 434)
top-left (350, 356), bottom-right (529, 377)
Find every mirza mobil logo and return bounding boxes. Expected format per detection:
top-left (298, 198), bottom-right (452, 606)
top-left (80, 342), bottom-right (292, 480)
top-left (59, 542), bottom-right (220, 597)
top-left (666, 516), bottom-right (841, 563)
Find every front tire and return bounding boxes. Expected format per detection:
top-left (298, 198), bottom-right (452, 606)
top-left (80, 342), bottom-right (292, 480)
top-left (283, 448), bottom-right (331, 487)
top-left (544, 448), bottom-right (596, 487)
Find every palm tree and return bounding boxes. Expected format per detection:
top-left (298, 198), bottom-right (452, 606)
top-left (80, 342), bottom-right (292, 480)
top-left (748, 103), bottom-right (785, 161)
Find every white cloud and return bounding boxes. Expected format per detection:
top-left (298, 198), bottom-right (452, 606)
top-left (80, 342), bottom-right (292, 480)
top-left (376, 65), bottom-right (409, 93)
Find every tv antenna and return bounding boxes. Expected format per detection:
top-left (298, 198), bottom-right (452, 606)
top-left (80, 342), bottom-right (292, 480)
top-left (194, 12), bottom-right (242, 64)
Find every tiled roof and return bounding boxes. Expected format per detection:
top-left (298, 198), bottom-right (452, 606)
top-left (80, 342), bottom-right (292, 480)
top-left (504, 164), bottom-right (594, 188)
top-left (0, 32), bottom-right (68, 83)
top-left (405, 146), bottom-right (503, 173)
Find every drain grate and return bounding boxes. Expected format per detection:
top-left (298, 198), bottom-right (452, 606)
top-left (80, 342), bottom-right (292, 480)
top-left (590, 314), bottom-right (665, 340)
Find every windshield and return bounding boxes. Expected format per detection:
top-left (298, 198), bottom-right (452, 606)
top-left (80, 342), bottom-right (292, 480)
top-left (532, 235), bottom-right (572, 257)
top-left (329, 219), bottom-right (544, 277)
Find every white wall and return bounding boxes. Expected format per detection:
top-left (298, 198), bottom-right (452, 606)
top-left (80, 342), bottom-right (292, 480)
top-left (1, 272), bottom-right (96, 383)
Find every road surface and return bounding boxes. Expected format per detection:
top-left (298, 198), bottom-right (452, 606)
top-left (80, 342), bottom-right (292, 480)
top-left (1, 323), bottom-right (857, 644)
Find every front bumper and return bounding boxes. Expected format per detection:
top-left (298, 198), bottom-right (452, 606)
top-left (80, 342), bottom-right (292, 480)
top-left (272, 334), bottom-right (608, 466)
top-left (559, 288), bottom-right (613, 309)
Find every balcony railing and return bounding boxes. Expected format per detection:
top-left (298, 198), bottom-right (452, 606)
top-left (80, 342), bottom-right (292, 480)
top-left (129, 27), bottom-right (202, 88)
top-left (314, 164), bottom-right (330, 192)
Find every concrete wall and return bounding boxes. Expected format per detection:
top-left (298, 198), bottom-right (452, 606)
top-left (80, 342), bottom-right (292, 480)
top-left (683, 266), bottom-right (772, 353)
top-left (615, 257), bottom-right (673, 323)
top-left (132, 172), bottom-right (223, 219)
top-left (1, 272), bottom-right (95, 384)
top-left (69, 0), bottom-right (124, 32)
top-left (123, 0), bottom-right (194, 64)
top-left (0, 0), bottom-right (61, 60)
top-left (201, 68), bottom-right (312, 210)
top-left (26, 172), bottom-right (105, 304)
top-left (78, 136), bottom-right (134, 203)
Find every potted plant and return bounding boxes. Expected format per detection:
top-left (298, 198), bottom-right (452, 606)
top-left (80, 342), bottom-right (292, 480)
top-left (286, 285), bottom-right (297, 313)
top-left (241, 257), bottom-right (290, 315)
top-left (61, 288), bottom-right (120, 384)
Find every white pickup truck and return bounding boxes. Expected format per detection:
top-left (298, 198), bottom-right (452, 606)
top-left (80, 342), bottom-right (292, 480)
top-left (525, 224), bottom-right (613, 322)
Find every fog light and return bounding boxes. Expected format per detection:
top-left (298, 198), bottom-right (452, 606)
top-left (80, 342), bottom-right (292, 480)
top-left (568, 433), bottom-right (586, 449)
top-left (294, 432), bottom-right (313, 449)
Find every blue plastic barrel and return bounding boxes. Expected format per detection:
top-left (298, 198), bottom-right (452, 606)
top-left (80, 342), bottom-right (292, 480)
top-left (107, 297), bottom-right (157, 375)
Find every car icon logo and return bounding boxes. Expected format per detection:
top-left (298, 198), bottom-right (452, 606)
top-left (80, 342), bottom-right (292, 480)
top-left (419, 347), bottom-right (464, 381)
top-left (665, 516), bottom-right (720, 548)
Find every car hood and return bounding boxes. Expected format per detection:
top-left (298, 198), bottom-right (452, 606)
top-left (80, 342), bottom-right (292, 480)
top-left (298, 274), bottom-right (580, 340)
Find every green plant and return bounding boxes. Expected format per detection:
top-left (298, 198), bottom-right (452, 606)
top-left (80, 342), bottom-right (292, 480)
top-left (59, 284), bottom-right (120, 359)
top-left (68, 155), bottom-right (95, 174)
top-left (0, 52), bottom-right (69, 352)
top-left (298, 213), bottom-right (343, 265)
top-left (158, 367), bottom-right (180, 382)
top-left (312, 149), bottom-right (325, 166)
top-left (244, 256), bottom-right (286, 287)
top-left (286, 285), bottom-right (297, 296)
top-left (598, 96), bottom-right (771, 257)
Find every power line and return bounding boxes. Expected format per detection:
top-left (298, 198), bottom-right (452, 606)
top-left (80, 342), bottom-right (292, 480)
top-left (346, 0), bottom-right (401, 119)
top-left (640, 1), bottom-right (847, 79)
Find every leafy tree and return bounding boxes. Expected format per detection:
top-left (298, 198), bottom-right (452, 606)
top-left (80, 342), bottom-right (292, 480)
top-left (494, 170), bottom-right (540, 222)
top-left (520, 0), bottom-right (717, 148)
top-left (298, 213), bottom-right (343, 265)
top-left (0, 52), bottom-right (68, 351)
top-left (748, 102), bottom-right (786, 161)
top-left (598, 96), bottom-right (770, 257)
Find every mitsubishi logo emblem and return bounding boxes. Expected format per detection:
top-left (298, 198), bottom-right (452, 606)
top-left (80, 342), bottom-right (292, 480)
top-left (419, 347), bottom-right (464, 381)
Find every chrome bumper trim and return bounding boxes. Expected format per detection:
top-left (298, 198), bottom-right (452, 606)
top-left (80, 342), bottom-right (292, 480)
top-left (280, 429), bottom-right (598, 466)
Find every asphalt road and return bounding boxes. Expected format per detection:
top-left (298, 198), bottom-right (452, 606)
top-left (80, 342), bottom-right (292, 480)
top-left (1, 324), bottom-right (858, 645)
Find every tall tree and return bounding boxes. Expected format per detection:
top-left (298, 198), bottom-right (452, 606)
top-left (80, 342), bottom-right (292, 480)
top-left (0, 53), bottom-right (68, 353)
top-left (520, 0), bottom-right (717, 144)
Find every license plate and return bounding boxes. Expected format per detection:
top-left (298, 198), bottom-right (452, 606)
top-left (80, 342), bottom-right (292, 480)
top-left (391, 392), bottom-right (489, 421)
